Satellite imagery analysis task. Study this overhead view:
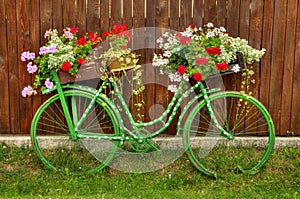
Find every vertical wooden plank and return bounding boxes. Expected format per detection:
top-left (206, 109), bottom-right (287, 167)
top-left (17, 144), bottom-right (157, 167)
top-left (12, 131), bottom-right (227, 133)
top-left (216, 0), bottom-right (227, 27)
top-left (239, 0), bottom-right (250, 39)
top-left (17, 0), bottom-right (32, 134)
top-left (180, 0), bottom-right (193, 30)
top-left (260, 0), bottom-right (274, 110)
top-left (87, 0), bottom-right (100, 32)
top-left (291, 1), bottom-right (300, 135)
top-left (248, 0), bottom-right (263, 99)
top-left (169, 0), bottom-right (179, 30)
top-left (111, 0), bottom-right (122, 25)
top-left (40, 0), bottom-right (52, 43)
top-left (280, 0), bottom-right (298, 134)
top-left (193, 0), bottom-right (204, 27)
top-left (7, 0), bottom-right (20, 134)
top-left (77, 0), bottom-right (87, 34)
top-left (269, 0), bottom-right (288, 134)
top-left (52, 0), bottom-right (63, 31)
top-left (123, 0), bottom-right (133, 28)
top-left (63, 0), bottom-right (77, 28)
top-left (144, 0), bottom-right (156, 125)
top-left (100, 0), bottom-right (109, 34)
top-left (29, 0), bottom-right (42, 114)
top-left (226, 0), bottom-right (240, 37)
top-left (0, 0), bottom-right (10, 134)
top-left (203, 0), bottom-right (217, 24)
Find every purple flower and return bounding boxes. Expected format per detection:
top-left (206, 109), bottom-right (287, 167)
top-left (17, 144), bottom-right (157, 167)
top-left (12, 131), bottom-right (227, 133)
top-left (48, 44), bottom-right (57, 53)
top-left (63, 29), bottom-right (74, 40)
top-left (27, 62), bottom-right (38, 74)
top-left (21, 86), bottom-right (36, 97)
top-left (39, 46), bottom-right (48, 55)
top-left (21, 51), bottom-right (35, 62)
top-left (45, 78), bottom-right (54, 89)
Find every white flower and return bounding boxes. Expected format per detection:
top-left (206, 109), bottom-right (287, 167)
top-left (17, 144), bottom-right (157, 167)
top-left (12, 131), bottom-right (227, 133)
top-left (168, 85), bottom-right (178, 93)
top-left (206, 22), bottom-right (214, 28)
top-left (168, 73), bottom-right (182, 82)
top-left (232, 64), bottom-right (241, 73)
top-left (220, 26), bottom-right (226, 32)
top-left (163, 51), bottom-right (172, 58)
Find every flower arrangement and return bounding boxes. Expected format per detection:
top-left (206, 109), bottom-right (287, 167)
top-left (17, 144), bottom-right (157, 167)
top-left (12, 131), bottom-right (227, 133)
top-left (21, 27), bottom-right (102, 97)
top-left (99, 24), bottom-right (140, 75)
top-left (152, 23), bottom-right (266, 92)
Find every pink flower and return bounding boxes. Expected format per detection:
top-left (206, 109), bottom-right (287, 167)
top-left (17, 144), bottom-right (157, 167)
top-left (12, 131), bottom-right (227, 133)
top-left (39, 46), bottom-right (48, 55)
top-left (193, 72), bottom-right (203, 82)
top-left (180, 36), bottom-right (191, 45)
top-left (21, 86), bottom-right (36, 97)
top-left (27, 62), bottom-right (38, 74)
top-left (177, 65), bottom-right (186, 75)
top-left (196, 57), bottom-right (209, 66)
top-left (45, 78), bottom-right (54, 89)
top-left (21, 51), bottom-right (35, 62)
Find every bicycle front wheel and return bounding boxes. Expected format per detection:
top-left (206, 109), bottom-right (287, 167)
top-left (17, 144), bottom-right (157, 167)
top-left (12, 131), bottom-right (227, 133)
top-left (183, 91), bottom-right (275, 178)
top-left (31, 89), bottom-right (119, 174)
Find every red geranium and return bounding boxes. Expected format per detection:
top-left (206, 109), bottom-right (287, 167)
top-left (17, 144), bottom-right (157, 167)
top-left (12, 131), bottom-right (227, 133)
top-left (205, 47), bottom-right (222, 55)
top-left (180, 36), bottom-right (191, 46)
top-left (88, 32), bottom-right (101, 43)
top-left (177, 65), bottom-right (186, 74)
top-left (193, 72), bottom-right (203, 82)
top-left (76, 37), bottom-right (87, 46)
top-left (215, 61), bottom-right (228, 71)
top-left (77, 58), bottom-right (85, 65)
top-left (196, 57), bottom-right (209, 66)
top-left (61, 62), bottom-right (72, 71)
top-left (70, 27), bottom-right (79, 33)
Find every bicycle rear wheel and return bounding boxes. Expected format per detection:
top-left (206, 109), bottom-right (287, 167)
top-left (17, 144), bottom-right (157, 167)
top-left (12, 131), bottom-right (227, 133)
top-left (31, 89), bottom-right (119, 174)
top-left (183, 91), bottom-right (275, 178)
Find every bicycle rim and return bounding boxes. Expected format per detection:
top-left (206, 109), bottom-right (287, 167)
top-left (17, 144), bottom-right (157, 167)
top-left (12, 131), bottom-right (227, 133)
top-left (183, 91), bottom-right (275, 178)
top-left (30, 90), bottom-right (119, 174)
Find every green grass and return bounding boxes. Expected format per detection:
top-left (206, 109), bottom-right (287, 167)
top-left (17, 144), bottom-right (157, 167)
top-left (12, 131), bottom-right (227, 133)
top-left (1, 143), bottom-right (300, 199)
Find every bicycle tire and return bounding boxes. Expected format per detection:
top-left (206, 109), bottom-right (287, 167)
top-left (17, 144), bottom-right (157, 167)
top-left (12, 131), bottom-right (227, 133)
top-left (30, 89), bottom-right (119, 174)
top-left (183, 91), bottom-right (275, 178)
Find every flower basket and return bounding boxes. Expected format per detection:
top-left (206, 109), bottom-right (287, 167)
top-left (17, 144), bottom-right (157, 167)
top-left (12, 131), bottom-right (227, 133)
top-left (108, 55), bottom-right (137, 73)
top-left (57, 61), bottom-right (102, 84)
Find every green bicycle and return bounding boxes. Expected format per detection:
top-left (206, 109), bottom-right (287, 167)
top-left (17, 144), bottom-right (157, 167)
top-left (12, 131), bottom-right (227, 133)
top-left (30, 64), bottom-right (275, 177)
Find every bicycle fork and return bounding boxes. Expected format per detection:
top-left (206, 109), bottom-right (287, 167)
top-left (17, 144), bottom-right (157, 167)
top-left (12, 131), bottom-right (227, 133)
top-left (199, 84), bottom-right (234, 140)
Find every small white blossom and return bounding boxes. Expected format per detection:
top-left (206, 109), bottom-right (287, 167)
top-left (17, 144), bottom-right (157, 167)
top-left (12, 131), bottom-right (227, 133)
top-left (168, 85), bottom-right (178, 93)
top-left (232, 64), bottom-right (241, 73)
top-left (206, 22), bottom-right (214, 28)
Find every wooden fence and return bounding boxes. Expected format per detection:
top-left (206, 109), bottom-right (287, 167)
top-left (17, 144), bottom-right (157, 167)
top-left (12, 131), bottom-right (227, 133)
top-left (0, 0), bottom-right (299, 136)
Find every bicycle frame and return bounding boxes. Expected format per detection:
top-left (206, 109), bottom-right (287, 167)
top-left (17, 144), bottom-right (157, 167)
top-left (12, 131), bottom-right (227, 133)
top-left (48, 70), bottom-right (232, 142)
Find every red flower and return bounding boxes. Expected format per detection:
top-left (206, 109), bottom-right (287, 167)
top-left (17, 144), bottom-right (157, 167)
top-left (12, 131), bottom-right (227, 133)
top-left (77, 58), bottom-right (85, 65)
top-left (88, 32), bottom-right (101, 43)
top-left (102, 31), bottom-right (111, 37)
top-left (70, 27), bottom-right (79, 33)
top-left (215, 61), bottom-right (228, 71)
top-left (189, 24), bottom-right (196, 29)
top-left (176, 32), bottom-right (182, 38)
top-left (193, 72), bottom-right (203, 82)
top-left (196, 57), bottom-right (209, 66)
top-left (180, 36), bottom-right (191, 45)
top-left (121, 45), bottom-right (128, 50)
top-left (205, 47), bottom-right (222, 55)
top-left (177, 65), bottom-right (186, 75)
top-left (61, 62), bottom-right (72, 71)
top-left (76, 37), bottom-right (87, 46)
